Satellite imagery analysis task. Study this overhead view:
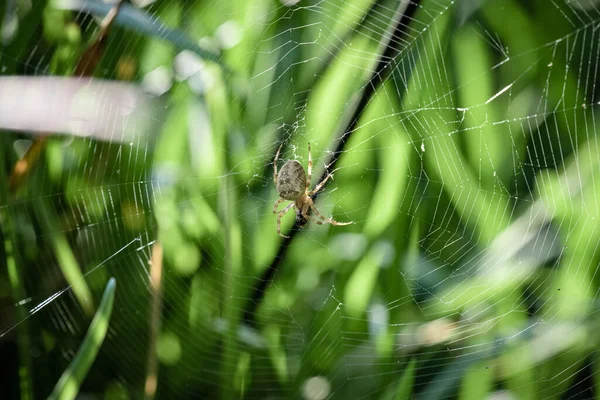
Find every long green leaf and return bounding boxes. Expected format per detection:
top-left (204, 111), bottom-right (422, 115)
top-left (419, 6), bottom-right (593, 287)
top-left (48, 278), bottom-right (117, 400)
top-left (36, 199), bottom-right (94, 316)
top-left (54, 0), bottom-right (222, 65)
top-left (394, 358), bottom-right (417, 400)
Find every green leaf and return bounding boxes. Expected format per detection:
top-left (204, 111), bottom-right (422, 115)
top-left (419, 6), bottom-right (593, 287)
top-left (453, 24), bottom-right (507, 187)
top-left (344, 242), bottom-right (387, 317)
top-left (458, 362), bottom-right (492, 400)
top-left (48, 278), bottom-right (117, 400)
top-left (362, 81), bottom-right (411, 238)
top-left (234, 352), bottom-right (252, 396)
top-left (394, 358), bottom-right (417, 400)
top-left (54, 0), bottom-right (222, 65)
top-left (36, 199), bottom-right (94, 316)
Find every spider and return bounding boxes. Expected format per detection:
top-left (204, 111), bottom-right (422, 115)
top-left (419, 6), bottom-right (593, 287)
top-left (273, 142), bottom-right (352, 238)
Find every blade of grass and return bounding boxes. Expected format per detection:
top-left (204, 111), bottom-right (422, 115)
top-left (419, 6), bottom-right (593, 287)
top-left (3, 236), bottom-right (33, 400)
top-left (48, 277), bottom-right (116, 400)
top-left (0, 137), bottom-right (33, 400)
top-left (144, 242), bottom-right (163, 400)
top-left (344, 243), bottom-right (387, 318)
top-left (458, 361), bottom-right (493, 400)
top-left (55, 0), bottom-right (223, 66)
top-left (394, 358), bottom-right (417, 400)
top-left (219, 171), bottom-right (244, 399)
top-left (452, 23), bottom-right (506, 187)
top-left (362, 82), bottom-right (411, 238)
top-left (35, 198), bottom-right (94, 316)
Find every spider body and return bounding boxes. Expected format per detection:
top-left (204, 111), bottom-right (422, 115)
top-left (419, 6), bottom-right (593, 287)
top-left (272, 143), bottom-right (352, 238)
top-left (276, 160), bottom-right (306, 200)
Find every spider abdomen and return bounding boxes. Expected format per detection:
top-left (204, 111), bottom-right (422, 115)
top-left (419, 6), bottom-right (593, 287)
top-left (276, 160), bottom-right (306, 200)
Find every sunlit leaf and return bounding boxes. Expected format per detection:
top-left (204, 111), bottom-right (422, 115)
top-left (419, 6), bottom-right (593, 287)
top-left (48, 278), bottom-right (116, 400)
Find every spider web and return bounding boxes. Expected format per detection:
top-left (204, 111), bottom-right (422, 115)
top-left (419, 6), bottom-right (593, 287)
top-left (1, 0), bottom-right (600, 398)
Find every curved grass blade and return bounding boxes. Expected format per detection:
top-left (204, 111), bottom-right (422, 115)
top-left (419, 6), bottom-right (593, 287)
top-left (394, 358), bottom-right (417, 400)
top-left (54, 0), bottom-right (223, 65)
top-left (48, 278), bottom-right (117, 400)
top-left (35, 198), bottom-right (94, 316)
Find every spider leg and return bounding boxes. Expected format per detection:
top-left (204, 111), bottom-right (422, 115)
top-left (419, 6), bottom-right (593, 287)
top-left (303, 212), bottom-right (325, 225)
top-left (274, 143), bottom-right (284, 184)
top-left (310, 203), bottom-right (352, 226)
top-left (306, 215), bottom-right (324, 225)
top-left (308, 171), bottom-right (335, 196)
top-left (306, 142), bottom-right (312, 191)
top-left (273, 198), bottom-right (288, 214)
top-left (300, 202), bottom-right (323, 225)
top-left (277, 202), bottom-right (295, 238)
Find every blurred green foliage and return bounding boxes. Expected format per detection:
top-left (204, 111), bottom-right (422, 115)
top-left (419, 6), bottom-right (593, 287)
top-left (1, 0), bottom-right (600, 399)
